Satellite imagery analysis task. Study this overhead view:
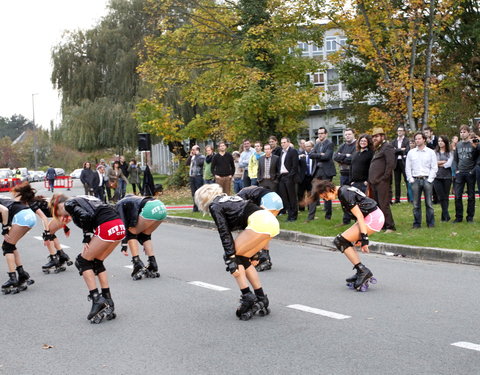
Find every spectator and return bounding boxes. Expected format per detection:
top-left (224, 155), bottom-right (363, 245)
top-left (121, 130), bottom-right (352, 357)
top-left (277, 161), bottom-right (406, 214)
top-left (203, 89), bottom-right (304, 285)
top-left (211, 141), bottom-right (235, 195)
top-left (257, 143), bottom-right (279, 191)
top-left (434, 136), bottom-right (454, 222)
top-left (298, 139), bottom-right (306, 154)
top-left (453, 125), bottom-right (479, 223)
top-left (424, 126), bottom-right (438, 150)
top-left (232, 151), bottom-right (244, 193)
top-left (405, 132), bottom-right (438, 228)
top-left (334, 128), bottom-right (356, 225)
top-left (310, 127), bottom-right (336, 220)
top-left (108, 161), bottom-right (128, 202)
top-left (186, 145), bottom-right (205, 212)
top-left (99, 159), bottom-right (112, 202)
top-left (91, 165), bottom-right (106, 202)
top-left (268, 135), bottom-right (282, 157)
top-left (368, 127), bottom-right (396, 232)
top-left (298, 140), bottom-right (318, 221)
top-left (350, 134), bottom-right (374, 193)
top-left (392, 125), bottom-right (410, 203)
top-left (450, 135), bottom-right (459, 180)
top-left (45, 165), bottom-right (56, 192)
top-left (127, 159), bottom-right (142, 195)
top-left (119, 156), bottom-right (129, 198)
top-left (203, 145), bottom-right (215, 184)
top-left (239, 139), bottom-right (255, 187)
top-left (277, 137), bottom-right (299, 222)
top-left (248, 141), bottom-right (264, 186)
top-left (80, 162), bottom-right (95, 196)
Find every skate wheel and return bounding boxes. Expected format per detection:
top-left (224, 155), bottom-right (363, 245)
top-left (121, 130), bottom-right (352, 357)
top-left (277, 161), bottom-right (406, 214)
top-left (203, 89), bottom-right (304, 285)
top-left (240, 311), bottom-right (253, 321)
top-left (370, 277), bottom-right (377, 284)
top-left (43, 270), bottom-right (50, 274)
top-left (358, 284), bottom-right (367, 292)
top-left (2, 289), bottom-right (11, 295)
top-left (106, 313), bottom-right (117, 320)
top-left (27, 280), bottom-right (34, 285)
top-left (346, 282), bottom-right (354, 289)
top-left (67, 261), bottom-right (73, 266)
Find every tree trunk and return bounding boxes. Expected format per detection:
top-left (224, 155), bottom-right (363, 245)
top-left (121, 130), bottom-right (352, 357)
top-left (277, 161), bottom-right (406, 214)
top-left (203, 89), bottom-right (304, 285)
top-left (422, 0), bottom-right (436, 128)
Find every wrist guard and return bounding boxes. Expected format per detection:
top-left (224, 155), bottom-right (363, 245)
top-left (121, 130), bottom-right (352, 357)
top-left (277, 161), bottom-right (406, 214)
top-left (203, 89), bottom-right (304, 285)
top-left (63, 225), bottom-right (70, 235)
top-left (42, 230), bottom-right (53, 241)
top-left (2, 225), bottom-right (10, 236)
top-left (121, 245), bottom-right (128, 253)
top-left (360, 233), bottom-right (369, 247)
top-left (223, 254), bottom-right (238, 274)
top-left (82, 233), bottom-right (93, 244)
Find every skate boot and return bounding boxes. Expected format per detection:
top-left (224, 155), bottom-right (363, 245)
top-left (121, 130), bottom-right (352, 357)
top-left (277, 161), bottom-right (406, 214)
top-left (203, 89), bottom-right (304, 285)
top-left (353, 263), bottom-right (376, 292)
top-left (255, 250), bottom-right (272, 272)
top-left (131, 256), bottom-right (146, 280)
top-left (101, 290), bottom-right (116, 321)
top-left (42, 254), bottom-right (65, 274)
top-left (87, 291), bottom-right (111, 324)
top-left (145, 255), bottom-right (160, 278)
top-left (254, 295), bottom-right (270, 316)
top-left (345, 272), bottom-right (358, 289)
top-left (2, 272), bottom-right (19, 294)
top-left (57, 249), bottom-right (73, 267)
top-left (17, 266), bottom-right (34, 291)
top-left (235, 292), bottom-right (257, 321)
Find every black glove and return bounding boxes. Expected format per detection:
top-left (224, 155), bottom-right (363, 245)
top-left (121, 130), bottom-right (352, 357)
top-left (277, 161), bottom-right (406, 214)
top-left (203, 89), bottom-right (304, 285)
top-left (223, 254), bottom-right (238, 274)
top-left (360, 233), bottom-right (369, 247)
top-left (82, 233), bottom-right (92, 244)
top-left (121, 245), bottom-right (128, 253)
top-left (1, 225), bottom-right (10, 236)
top-left (63, 225), bottom-right (70, 235)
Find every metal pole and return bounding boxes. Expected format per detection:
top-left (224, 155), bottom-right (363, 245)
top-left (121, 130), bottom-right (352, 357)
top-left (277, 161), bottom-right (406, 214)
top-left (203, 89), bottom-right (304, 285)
top-left (32, 93), bottom-right (38, 170)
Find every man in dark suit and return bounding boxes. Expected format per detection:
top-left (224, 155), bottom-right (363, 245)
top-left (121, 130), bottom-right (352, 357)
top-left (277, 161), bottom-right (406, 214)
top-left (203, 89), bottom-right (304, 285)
top-left (91, 165), bottom-right (106, 202)
top-left (277, 137), bottom-right (299, 222)
top-left (257, 143), bottom-right (279, 191)
top-left (297, 140), bottom-right (314, 212)
top-left (392, 125), bottom-right (410, 203)
top-left (310, 127), bottom-right (336, 220)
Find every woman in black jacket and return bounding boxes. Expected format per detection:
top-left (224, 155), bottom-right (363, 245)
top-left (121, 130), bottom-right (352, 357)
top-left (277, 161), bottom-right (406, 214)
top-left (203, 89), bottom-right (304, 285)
top-left (116, 187), bottom-right (166, 280)
top-left (80, 162), bottom-right (95, 196)
top-left (51, 194), bottom-right (125, 323)
top-left (194, 183), bottom-right (280, 320)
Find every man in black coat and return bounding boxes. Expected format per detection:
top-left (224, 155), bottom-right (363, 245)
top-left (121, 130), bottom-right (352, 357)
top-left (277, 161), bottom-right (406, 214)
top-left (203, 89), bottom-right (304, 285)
top-left (91, 165), bottom-right (106, 202)
top-left (257, 143), bottom-right (280, 191)
top-left (392, 125), bottom-right (410, 203)
top-left (310, 127), bottom-right (336, 220)
top-left (277, 137), bottom-right (299, 222)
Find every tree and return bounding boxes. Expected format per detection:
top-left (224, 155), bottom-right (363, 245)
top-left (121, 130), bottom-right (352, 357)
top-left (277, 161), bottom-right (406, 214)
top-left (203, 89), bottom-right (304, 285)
top-left (51, 0), bottom-right (152, 151)
top-left (136, 0), bottom-right (326, 148)
top-left (0, 115), bottom-right (34, 141)
top-left (328, 0), bottom-right (460, 133)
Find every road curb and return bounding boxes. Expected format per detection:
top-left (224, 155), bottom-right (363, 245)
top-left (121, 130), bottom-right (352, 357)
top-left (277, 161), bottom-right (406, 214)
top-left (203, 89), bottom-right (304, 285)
top-left (165, 216), bottom-right (480, 267)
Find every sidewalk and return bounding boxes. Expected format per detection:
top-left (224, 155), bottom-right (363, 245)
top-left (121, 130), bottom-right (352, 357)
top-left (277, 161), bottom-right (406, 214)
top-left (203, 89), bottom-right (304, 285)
top-left (165, 216), bottom-right (480, 267)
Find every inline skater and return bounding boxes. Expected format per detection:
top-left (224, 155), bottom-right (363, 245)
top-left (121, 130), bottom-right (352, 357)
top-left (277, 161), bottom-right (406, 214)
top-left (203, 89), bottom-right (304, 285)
top-left (51, 194), bottom-right (125, 323)
top-left (0, 183), bottom-right (37, 294)
top-left (195, 184), bottom-right (280, 320)
top-left (115, 185), bottom-right (166, 280)
top-left (306, 180), bottom-right (384, 291)
top-left (236, 186), bottom-right (283, 272)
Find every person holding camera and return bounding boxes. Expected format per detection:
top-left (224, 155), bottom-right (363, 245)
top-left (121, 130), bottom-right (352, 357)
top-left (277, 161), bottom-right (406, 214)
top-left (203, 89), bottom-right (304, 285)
top-left (453, 125), bottom-right (479, 223)
top-left (186, 145), bottom-right (205, 212)
top-left (405, 132), bottom-right (438, 228)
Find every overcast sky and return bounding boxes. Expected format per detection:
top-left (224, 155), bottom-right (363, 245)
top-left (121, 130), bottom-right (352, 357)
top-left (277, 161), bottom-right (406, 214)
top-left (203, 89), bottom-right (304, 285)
top-left (0, 0), bottom-right (109, 129)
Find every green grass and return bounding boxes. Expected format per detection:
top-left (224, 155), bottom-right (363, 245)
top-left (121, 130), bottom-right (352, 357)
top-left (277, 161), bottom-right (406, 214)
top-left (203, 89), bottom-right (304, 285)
top-left (169, 200), bottom-right (480, 252)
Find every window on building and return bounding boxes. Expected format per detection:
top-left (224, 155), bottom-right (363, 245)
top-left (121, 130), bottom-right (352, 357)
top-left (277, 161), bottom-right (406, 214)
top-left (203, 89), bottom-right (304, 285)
top-left (298, 42), bottom-right (309, 56)
top-left (311, 72), bottom-right (325, 86)
top-left (325, 37), bottom-right (337, 55)
top-left (311, 43), bottom-right (323, 57)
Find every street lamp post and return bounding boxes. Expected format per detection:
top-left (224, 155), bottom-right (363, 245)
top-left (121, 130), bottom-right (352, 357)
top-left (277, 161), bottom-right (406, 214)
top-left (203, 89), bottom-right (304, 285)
top-left (32, 93), bottom-right (38, 170)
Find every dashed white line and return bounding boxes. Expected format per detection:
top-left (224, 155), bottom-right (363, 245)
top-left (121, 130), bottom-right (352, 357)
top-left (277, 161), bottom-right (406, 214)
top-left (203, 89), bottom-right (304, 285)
top-left (451, 342), bottom-right (480, 352)
top-left (188, 281), bottom-right (230, 291)
top-left (287, 304), bottom-right (351, 320)
top-left (124, 265), bottom-right (133, 269)
top-left (33, 236), bottom-right (70, 249)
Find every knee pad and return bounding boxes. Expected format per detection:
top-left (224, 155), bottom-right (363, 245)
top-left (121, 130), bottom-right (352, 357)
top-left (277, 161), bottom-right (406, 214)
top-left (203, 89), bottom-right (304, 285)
top-left (236, 255), bottom-right (252, 270)
top-left (75, 254), bottom-right (94, 276)
top-left (2, 241), bottom-right (16, 255)
top-left (50, 234), bottom-right (57, 240)
top-left (137, 233), bottom-right (151, 245)
top-left (333, 234), bottom-right (353, 253)
top-left (125, 230), bottom-right (137, 242)
top-left (92, 259), bottom-right (106, 275)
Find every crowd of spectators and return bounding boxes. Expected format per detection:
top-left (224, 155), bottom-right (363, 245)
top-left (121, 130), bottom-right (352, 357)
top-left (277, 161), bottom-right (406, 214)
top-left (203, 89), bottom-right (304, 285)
top-left (186, 122), bottom-right (480, 230)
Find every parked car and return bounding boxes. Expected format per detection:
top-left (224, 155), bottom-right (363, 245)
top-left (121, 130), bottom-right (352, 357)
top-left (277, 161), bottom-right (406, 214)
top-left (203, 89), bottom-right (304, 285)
top-left (70, 168), bottom-right (83, 179)
top-left (0, 169), bottom-right (14, 179)
top-left (54, 168), bottom-right (65, 176)
top-left (28, 170), bottom-right (46, 182)
top-left (36, 171), bottom-right (46, 180)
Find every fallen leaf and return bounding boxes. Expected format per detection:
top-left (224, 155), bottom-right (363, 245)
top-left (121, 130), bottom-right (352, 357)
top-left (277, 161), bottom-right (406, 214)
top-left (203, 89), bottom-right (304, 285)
top-left (42, 344), bottom-right (54, 350)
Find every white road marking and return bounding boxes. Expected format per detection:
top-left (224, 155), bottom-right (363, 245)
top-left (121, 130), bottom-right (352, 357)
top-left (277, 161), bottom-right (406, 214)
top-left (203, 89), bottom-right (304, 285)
top-left (33, 236), bottom-right (70, 249)
top-left (124, 265), bottom-right (133, 269)
top-left (451, 342), bottom-right (480, 352)
top-left (188, 281), bottom-right (230, 291)
top-left (287, 304), bottom-right (351, 320)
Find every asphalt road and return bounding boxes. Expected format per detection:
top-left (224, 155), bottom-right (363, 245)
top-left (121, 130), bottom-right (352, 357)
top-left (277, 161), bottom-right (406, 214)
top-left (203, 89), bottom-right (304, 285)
top-left (0, 181), bottom-right (479, 374)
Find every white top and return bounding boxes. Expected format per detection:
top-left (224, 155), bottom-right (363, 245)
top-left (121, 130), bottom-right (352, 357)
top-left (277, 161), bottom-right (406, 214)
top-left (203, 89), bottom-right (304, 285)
top-left (405, 147), bottom-right (438, 183)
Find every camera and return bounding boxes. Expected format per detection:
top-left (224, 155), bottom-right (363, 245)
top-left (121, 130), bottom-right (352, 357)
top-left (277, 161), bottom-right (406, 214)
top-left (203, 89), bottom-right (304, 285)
top-left (472, 138), bottom-right (479, 143)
